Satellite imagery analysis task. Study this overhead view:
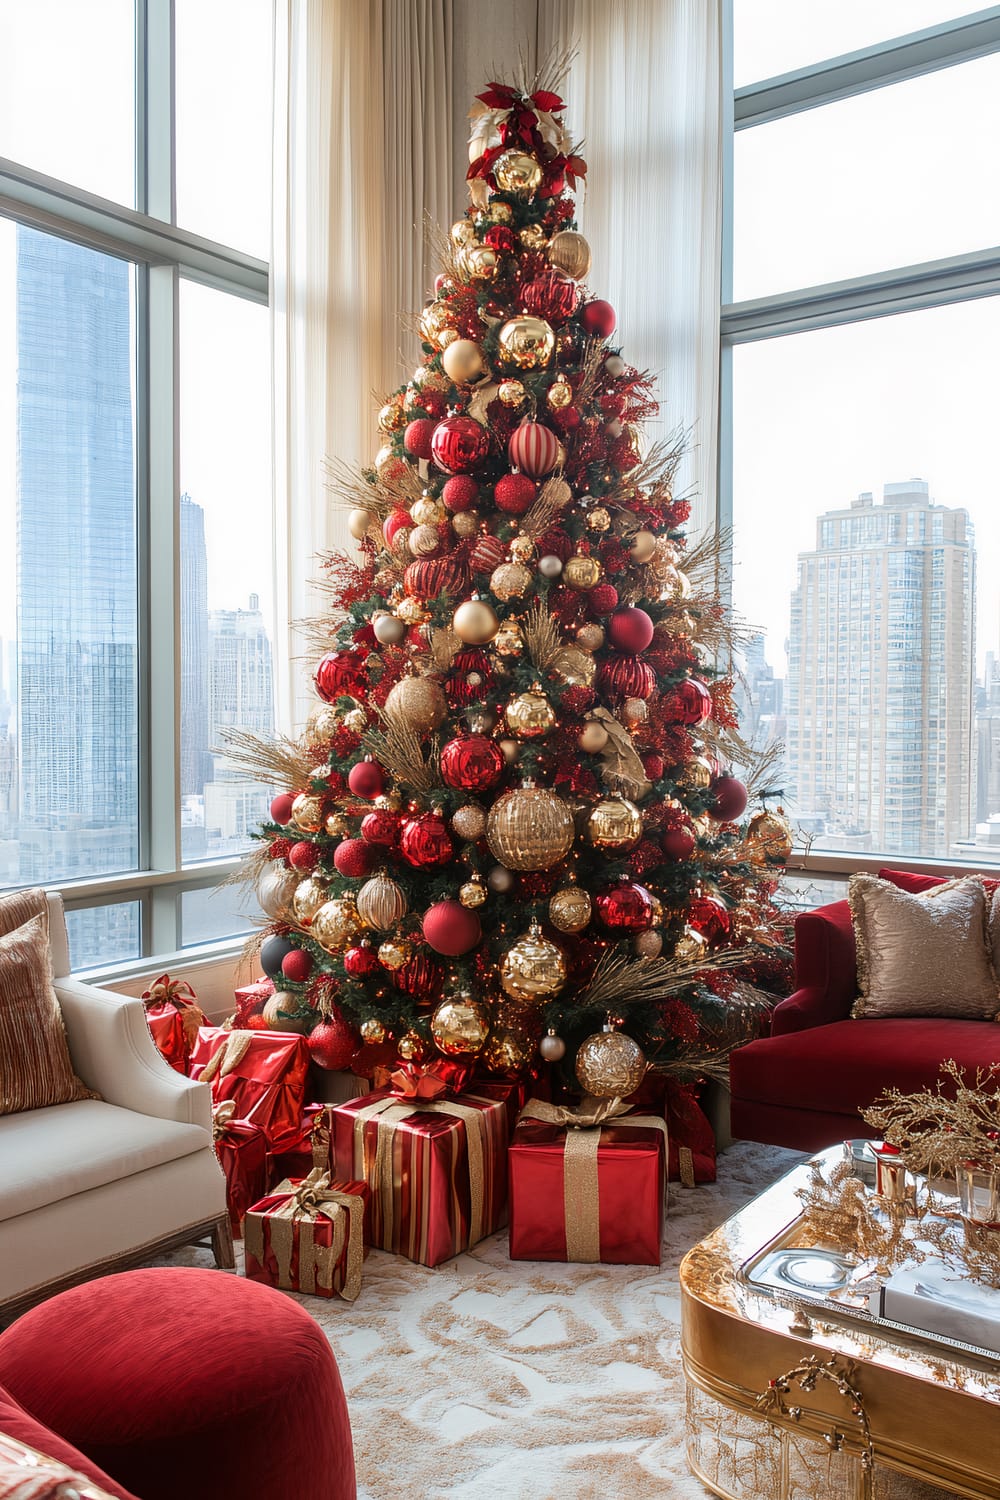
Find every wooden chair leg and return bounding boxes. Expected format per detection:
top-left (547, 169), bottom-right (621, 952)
top-left (210, 1215), bottom-right (236, 1270)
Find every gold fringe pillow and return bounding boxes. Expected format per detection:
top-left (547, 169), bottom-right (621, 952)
top-left (850, 874), bottom-right (999, 1020)
top-left (0, 891), bottom-right (97, 1115)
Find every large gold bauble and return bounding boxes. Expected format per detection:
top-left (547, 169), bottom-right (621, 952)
top-left (377, 937), bottom-right (412, 970)
top-left (586, 795), bottom-right (643, 851)
top-left (410, 495), bottom-right (445, 527)
top-left (292, 875), bottom-right (329, 926)
top-left (419, 302), bottom-right (458, 350)
top-left (487, 785), bottom-right (574, 871)
top-left (460, 244), bottom-right (499, 281)
top-left (489, 561), bottom-right (533, 602)
top-left (430, 995), bottom-right (491, 1056)
top-left (480, 1029), bottom-right (535, 1076)
top-left (451, 802), bottom-right (488, 842)
top-left (574, 1027), bottom-right (647, 1099)
top-left (746, 808), bottom-right (794, 864)
top-left (497, 316), bottom-right (555, 371)
top-left (563, 554), bottom-right (604, 591)
top-left (494, 619), bottom-right (524, 657)
top-left (450, 219), bottom-right (477, 247)
top-left (453, 598), bottom-right (500, 645)
top-left (500, 922), bottom-right (567, 1003)
top-left (441, 337), bottom-right (487, 384)
top-left (677, 755), bottom-right (713, 790)
top-left (304, 704), bottom-right (341, 746)
top-left (384, 675), bottom-right (448, 733)
top-left (493, 150), bottom-right (543, 196)
top-left (312, 898), bottom-right (361, 953)
top-left (356, 873), bottom-right (408, 931)
top-left (547, 230), bottom-right (593, 281)
top-left (291, 792), bottom-right (324, 833)
top-left (548, 885), bottom-right (593, 934)
top-left (505, 685), bottom-right (556, 739)
top-left (498, 379), bottom-right (526, 407)
top-left (551, 645), bottom-right (596, 687)
top-left (409, 523), bottom-right (441, 558)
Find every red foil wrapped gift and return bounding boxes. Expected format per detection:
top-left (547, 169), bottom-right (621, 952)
top-left (509, 1097), bottom-right (668, 1265)
top-left (212, 1101), bottom-right (269, 1237)
top-left (244, 1169), bottom-right (368, 1300)
top-left (142, 974), bottom-right (205, 1074)
top-left (267, 1103), bottom-right (330, 1188)
top-left (328, 1066), bottom-right (509, 1267)
top-left (189, 1027), bottom-right (310, 1153)
top-left (233, 977), bottom-right (274, 1028)
top-left (665, 1080), bottom-right (716, 1186)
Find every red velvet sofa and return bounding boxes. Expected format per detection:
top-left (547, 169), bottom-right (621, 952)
top-left (729, 868), bottom-right (1000, 1152)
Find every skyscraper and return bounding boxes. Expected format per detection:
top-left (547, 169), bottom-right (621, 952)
top-left (203, 596), bottom-right (274, 849)
top-left (180, 492), bottom-right (210, 796)
top-left (786, 480), bottom-right (975, 857)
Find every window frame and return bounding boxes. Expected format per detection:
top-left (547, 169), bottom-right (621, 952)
top-left (720, 4), bottom-right (1000, 887)
top-left (0, 0), bottom-right (271, 966)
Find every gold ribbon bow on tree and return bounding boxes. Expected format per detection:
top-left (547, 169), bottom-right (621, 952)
top-left (141, 973), bottom-right (205, 1049)
top-left (518, 1096), bottom-right (669, 1263)
top-left (244, 1167), bottom-right (364, 1301)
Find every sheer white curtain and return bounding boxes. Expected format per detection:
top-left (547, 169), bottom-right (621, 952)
top-left (271, 0), bottom-right (453, 729)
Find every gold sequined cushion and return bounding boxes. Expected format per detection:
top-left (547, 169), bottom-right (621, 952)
top-left (849, 874), bottom-right (1000, 1019)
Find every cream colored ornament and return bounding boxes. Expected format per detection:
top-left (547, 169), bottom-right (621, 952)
top-left (348, 508), bottom-right (374, 541)
top-left (410, 495), bottom-right (445, 526)
top-left (622, 697), bottom-right (648, 726)
top-left (575, 1025), bottom-right (646, 1099)
top-left (498, 738), bottom-right (519, 765)
top-left (453, 598), bottom-right (500, 645)
top-left (291, 792), bottom-right (324, 833)
top-left (430, 994), bottom-right (491, 1056)
top-left (629, 530), bottom-right (657, 564)
top-left (661, 565), bottom-right (693, 602)
top-left (586, 795), bottom-right (643, 851)
top-left (563, 554), bottom-right (604, 591)
top-left (311, 898), bottom-right (361, 954)
top-left (489, 561), bottom-right (533, 601)
top-left (373, 613), bottom-right (407, 646)
top-left (291, 876), bottom-right (328, 926)
top-left (408, 523), bottom-right (441, 558)
top-left (343, 707), bottom-right (367, 732)
top-left (356, 873), bottom-right (408, 931)
top-left (578, 721), bottom-right (609, 754)
top-left (257, 863), bottom-right (299, 919)
top-left (500, 922), bottom-right (567, 1003)
top-left (548, 886), bottom-right (592, 935)
top-left (486, 784), bottom-right (574, 871)
top-left (451, 802), bottom-right (488, 842)
top-left (493, 150), bottom-right (543, 195)
top-left (383, 675), bottom-right (448, 733)
top-left (505, 684), bottom-right (556, 739)
top-left (497, 316), bottom-right (556, 371)
top-left (452, 509), bottom-right (480, 538)
top-left (442, 338), bottom-right (487, 383)
top-left (547, 230), bottom-right (592, 280)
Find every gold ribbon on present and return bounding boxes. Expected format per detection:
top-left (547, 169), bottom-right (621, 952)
top-left (142, 973), bottom-right (205, 1048)
top-left (212, 1099), bottom-right (238, 1140)
top-left (517, 1097), bottom-right (669, 1263)
top-left (244, 1167), bottom-right (364, 1300)
top-left (199, 1030), bottom-right (254, 1084)
top-left (311, 1106), bottom-right (332, 1170)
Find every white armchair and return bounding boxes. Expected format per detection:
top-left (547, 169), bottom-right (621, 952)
top-left (0, 895), bottom-right (232, 1321)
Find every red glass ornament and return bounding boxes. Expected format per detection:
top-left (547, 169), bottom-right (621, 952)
top-left (382, 507), bottom-right (412, 546)
top-left (431, 416), bottom-right (490, 474)
top-left (360, 810), bottom-right (399, 847)
top-left (597, 654), bottom-right (657, 701)
top-left (333, 838), bottom-right (378, 878)
top-left (393, 953), bottom-right (444, 1003)
top-left (508, 420), bottom-right (561, 478)
top-left (580, 299), bottom-right (617, 338)
top-left (288, 840), bottom-right (320, 872)
top-left (442, 474), bottom-right (479, 512)
top-left (403, 417), bottom-right (437, 458)
top-left (344, 943), bottom-right (381, 979)
top-left (470, 531), bottom-right (507, 574)
top-left (281, 947), bottom-right (313, 983)
top-left (404, 556), bottom-right (467, 599)
top-left (687, 894), bottom-right (731, 944)
top-left (307, 1011), bottom-right (359, 1071)
top-left (422, 900), bottom-right (482, 956)
top-left (445, 649), bottom-right (495, 707)
top-left (347, 759), bottom-right (386, 799)
top-left (661, 824), bottom-right (696, 862)
top-left (666, 678), bottom-right (712, 727)
top-left (440, 734), bottom-right (505, 793)
top-left (485, 225), bottom-right (516, 253)
top-left (587, 583), bottom-right (619, 615)
top-left (594, 881), bottom-right (655, 932)
top-left (607, 606), bottom-right (654, 654)
top-left (708, 772), bottom-right (748, 822)
top-left (315, 650), bottom-right (366, 702)
top-left (399, 812), bottom-right (454, 868)
top-left (522, 270), bottom-right (580, 324)
top-left (270, 792), bottom-right (295, 825)
top-left (493, 473), bottom-right (537, 515)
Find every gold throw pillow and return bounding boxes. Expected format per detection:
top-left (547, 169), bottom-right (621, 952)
top-left (849, 873), bottom-right (999, 1020)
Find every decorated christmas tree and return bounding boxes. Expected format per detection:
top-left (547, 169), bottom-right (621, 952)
top-left (235, 76), bottom-right (792, 1102)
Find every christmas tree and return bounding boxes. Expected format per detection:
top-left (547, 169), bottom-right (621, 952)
top-left (236, 76), bottom-right (792, 1101)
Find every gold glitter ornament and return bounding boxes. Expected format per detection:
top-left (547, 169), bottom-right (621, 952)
top-left (430, 994), bottom-right (491, 1056)
top-left (459, 877), bottom-right (487, 909)
top-left (489, 561), bottom-right (533, 601)
top-left (304, 704), bottom-right (341, 746)
top-left (451, 509), bottom-right (480, 538)
top-left (505, 684), bottom-right (556, 739)
top-left (575, 1025), bottom-right (646, 1099)
top-left (292, 876), bottom-right (329, 926)
top-left (622, 697), bottom-right (648, 726)
top-left (547, 230), bottom-right (592, 280)
top-left (563, 554), bottom-right (604, 591)
top-left (509, 534), bottom-right (535, 563)
top-left (489, 201), bottom-right (513, 224)
top-left (409, 523), bottom-right (441, 557)
top-left (486, 784), bottom-right (575, 871)
top-left (356, 873), bottom-right (408, 930)
top-left (497, 316), bottom-right (556, 371)
top-left (451, 803), bottom-right (488, 841)
top-left (633, 929), bottom-right (663, 958)
top-left (377, 936), bottom-right (412, 970)
top-left (342, 706), bottom-right (367, 732)
top-left (390, 526), bottom-right (413, 560)
top-left (460, 244), bottom-right (499, 281)
top-left (587, 507), bottom-right (611, 532)
top-left (493, 619), bottom-right (525, 657)
top-left (551, 645), bottom-right (596, 688)
top-left (378, 402), bottom-right (405, 432)
top-left (325, 812), bottom-right (350, 837)
top-left (576, 622), bottom-right (605, 652)
top-left (578, 721), bottom-right (609, 754)
top-left (291, 792), bottom-right (324, 833)
top-left (500, 921), bottom-right (567, 1003)
top-left (498, 379), bottom-right (526, 407)
top-left (384, 675), bottom-right (448, 733)
top-left (586, 795), bottom-right (643, 851)
top-left (359, 1017), bottom-right (386, 1044)
top-left (395, 596), bottom-right (427, 624)
top-left (548, 885), bottom-right (592, 934)
top-left (450, 219), bottom-right (476, 247)
top-left (629, 529), bottom-right (657, 563)
top-left (410, 495), bottom-right (446, 526)
top-left (546, 376), bottom-right (573, 410)
top-left (312, 898), bottom-right (362, 953)
top-left (519, 223), bottom-right (548, 250)
top-left (494, 150), bottom-right (543, 196)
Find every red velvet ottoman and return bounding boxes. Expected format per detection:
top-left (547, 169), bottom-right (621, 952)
top-left (0, 1268), bottom-right (355, 1500)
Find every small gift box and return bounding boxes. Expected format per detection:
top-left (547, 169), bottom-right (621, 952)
top-left (244, 1168), bottom-right (368, 1300)
top-left (233, 977), bottom-right (274, 1028)
top-left (190, 1026), bottom-right (310, 1153)
top-left (267, 1103), bottom-right (330, 1187)
top-left (213, 1101), bottom-right (270, 1237)
top-left (509, 1097), bottom-right (668, 1265)
top-left (328, 1062), bottom-right (509, 1267)
top-left (142, 973), bottom-right (205, 1074)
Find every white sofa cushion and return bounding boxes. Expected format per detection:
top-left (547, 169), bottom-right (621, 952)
top-left (0, 1099), bottom-right (210, 1219)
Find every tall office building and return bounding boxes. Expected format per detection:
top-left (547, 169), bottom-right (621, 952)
top-left (786, 481), bottom-right (975, 858)
top-left (180, 493), bottom-right (210, 796)
top-left (203, 597), bottom-right (274, 848)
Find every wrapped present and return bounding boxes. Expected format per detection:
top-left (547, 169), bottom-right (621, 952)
top-left (190, 1026), bottom-right (310, 1153)
top-left (665, 1080), bottom-right (716, 1186)
top-left (267, 1103), bottom-right (330, 1187)
top-left (328, 1062), bottom-right (509, 1267)
top-left (509, 1096), bottom-right (668, 1265)
top-left (468, 1070), bottom-right (549, 1134)
top-left (142, 973), bottom-right (205, 1074)
top-left (233, 977), bottom-right (274, 1028)
top-left (244, 1168), bottom-right (368, 1300)
top-left (213, 1100), bottom-right (270, 1237)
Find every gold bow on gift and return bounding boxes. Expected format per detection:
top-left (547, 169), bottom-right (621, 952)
top-left (518, 1096), bottom-right (669, 1263)
top-left (142, 972), bottom-right (205, 1048)
top-left (244, 1167), bottom-right (364, 1301)
top-left (199, 1030), bottom-right (254, 1084)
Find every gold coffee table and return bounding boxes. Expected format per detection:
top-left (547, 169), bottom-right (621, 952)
top-left (680, 1147), bottom-right (1000, 1500)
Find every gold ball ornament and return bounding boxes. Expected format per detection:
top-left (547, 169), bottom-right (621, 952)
top-left (575, 1026), bottom-right (647, 1099)
top-left (563, 554), bottom-right (604, 591)
top-left (547, 230), bottom-right (592, 281)
top-left (509, 534), bottom-right (536, 563)
top-left (378, 401), bottom-right (405, 433)
top-left (291, 792), bottom-right (325, 833)
top-left (450, 219), bottom-right (477, 247)
top-left (325, 811), bottom-right (350, 837)
top-left (498, 379), bottom-right (526, 408)
top-left (409, 523), bottom-right (442, 557)
top-left (292, 876), bottom-right (329, 926)
top-left (551, 645), bottom-right (596, 688)
top-left (459, 877), bottom-right (487, 909)
top-left (673, 924), bottom-right (708, 963)
top-left (578, 721), bottom-right (609, 754)
top-left (677, 755), bottom-right (713, 790)
top-left (576, 623), bottom-right (605, 651)
top-left (377, 937), bottom-right (412, 971)
top-left (488, 201), bottom-right (513, 224)
top-left (304, 704), bottom-right (341, 746)
top-left (441, 338), bottom-right (487, 384)
top-left (746, 808), bottom-right (794, 864)
top-left (451, 509), bottom-right (480, 538)
top-left (500, 922), bottom-right (567, 1004)
top-left (450, 804), bottom-right (487, 844)
top-left (348, 508), bottom-right (374, 541)
top-left (547, 376), bottom-right (573, 410)
top-left (359, 1017), bottom-right (387, 1044)
top-left (312, 898), bottom-right (362, 954)
top-left (481, 1030), bottom-right (535, 1076)
top-left (453, 598), bottom-right (500, 645)
top-left (390, 526), bottom-right (413, 561)
top-left (356, 873), bottom-right (409, 931)
top-left (505, 684), bottom-right (556, 739)
top-left (622, 696), bottom-right (648, 726)
top-left (493, 150), bottom-right (543, 196)
top-left (460, 244), bottom-right (499, 281)
top-left (586, 795), bottom-right (644, 851)
top-left (493, 619), bottom-right (525, 657)
top-left (629, 530), bottom-right (658, 564)
top-left (548, 886), bottom-right (593, 934)
top-left (498, 316), bottom-right (556, 371)
top-left (384, 675), bottom-right (448, 733)
top-left (486, 785), bottom-right (575, 871)
top-left (397, 1031), bottom-right (429, 1062)
top-left (395, 596), bottom-right (427, 625)
top-left (587, 506), bottom-right (611, 532)
top-left (489, 561), bottom-right (533, 602)
top-left (519, 223), bottom-right (549, 250)
top-left (430, 994), bottom-right (491, 1056)
top-left (419, 302), bottom-right (459, 350)
top-left (342, 706), bottom-right (368, 731)
top-left (410, 495), bottom-right (445, 526)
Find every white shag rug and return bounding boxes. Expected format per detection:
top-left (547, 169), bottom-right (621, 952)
top-left (157, 1140), bottom-right (811, 1498)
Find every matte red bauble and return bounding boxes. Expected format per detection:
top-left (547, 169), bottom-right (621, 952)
top-left (522, 271), bottom-right (580, 325)
top-left (360, 809), bottom-right (399, 846)
top-left (661, 824), bottom-right (696, 862)
top-left (404, 556), bottom-right (467, 598)
top-left (607, 606), bottom-right (654, 654)
top-left (403, 417), bottom-right (437, 458)
top-left (431, 416), bottom-right (490, 474)
top-left (344, 943), bottom-right (381, 979)
top-left (422, 900), bottom-right (482, 956)
top-left (442, 475), bottom-right (479, 512)
top-left (666, 677), bottom-right (712, 726)
top-left (382, 508), bottom-right (412, 546)
top-left (597, 655), bottom-right (657, 701)
top-left (587, 584), bottom-right (619, 615)
top-left (314, 649), bottom-right (366, 702)
top-left (687, 893), bottom-right (731, 943)
top-left (642, 752), bottom-right (665, 780)
top-left (394, 953), bottom-right (444, 1002)
top-left (333, 838), bottom-right (378, 878)
top-left (307, 1012), bottom-right (358, 1071)
top-left (400, 812), bottom-right (454, 868)
top-left (288, 840), bottom-right (320, 872)
top-left (594, 881), bottom-right (655, 932)
top-left (494, 473), bottom-right (537, 515)
top-left (440, 735), bottom-right (505, 793)
top-left (347, 760), bottom-right (386, 799)
top-left (270, 792), bottom-right (295, 825)
top-left (580, 299), bottom-right (617, 338)
top-left (281, 947), bottom-right (313, 982)
top-left (508, 420), bottom-right (561, 477)
top-left (708, 772), bottom-right (749, 821)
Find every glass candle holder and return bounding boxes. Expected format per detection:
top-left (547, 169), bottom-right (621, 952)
top-left (956, 1162), bottom-right (1000, 1225)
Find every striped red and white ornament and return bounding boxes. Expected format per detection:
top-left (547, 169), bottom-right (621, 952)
top-left (508, 420), bottom-right (561, 478)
